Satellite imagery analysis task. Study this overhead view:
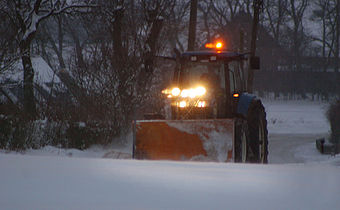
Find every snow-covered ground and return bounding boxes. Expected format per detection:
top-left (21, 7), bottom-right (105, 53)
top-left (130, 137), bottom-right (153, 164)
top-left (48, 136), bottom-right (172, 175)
top-left (263, 99), bottom-right (335, 164)
top-left (1, 100), bottom-right (340, 210)
top-left (1, 153), bottom-right (340, 210)
top-left (264, 99), bottom-right (329, 134)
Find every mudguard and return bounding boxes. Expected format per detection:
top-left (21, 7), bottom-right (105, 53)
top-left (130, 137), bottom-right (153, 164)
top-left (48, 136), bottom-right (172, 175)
top-left (236, 93), bottom-right (256, 117)
top-left (133, 119), bottom-right (235, 162)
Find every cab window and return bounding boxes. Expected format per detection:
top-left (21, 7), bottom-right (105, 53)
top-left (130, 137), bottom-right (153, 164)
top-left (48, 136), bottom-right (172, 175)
top-left (228, 61), bottom-right (243, 92)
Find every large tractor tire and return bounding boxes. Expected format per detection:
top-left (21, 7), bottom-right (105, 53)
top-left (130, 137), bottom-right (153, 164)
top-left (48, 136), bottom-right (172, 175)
top-left (234, 119), bottom-right (249, 163)
top-left (247, 99), bottom-right (268, 163)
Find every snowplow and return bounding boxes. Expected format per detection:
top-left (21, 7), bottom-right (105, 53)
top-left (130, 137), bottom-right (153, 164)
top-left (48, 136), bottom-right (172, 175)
top-left (133, 41), bottom-right (268, 163)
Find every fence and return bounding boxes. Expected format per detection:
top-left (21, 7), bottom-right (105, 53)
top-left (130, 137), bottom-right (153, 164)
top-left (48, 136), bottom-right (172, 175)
top-left (253, 71), bottom-right (339, 100)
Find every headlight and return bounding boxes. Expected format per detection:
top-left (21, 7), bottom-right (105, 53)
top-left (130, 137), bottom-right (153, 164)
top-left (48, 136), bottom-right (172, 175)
top-left (164, 86), bottom-right (206, 98)
top-left (189, 89), bottom-right (196, 98)
top-left (181, 86), bottom-right (206, 98)
top-left (197, 101), bottom-right (206, 107)
top-left (181, 89), bottom-right (189, 98)
top-left (179, 101), bottom-right (187, 108)
top-left (171, 88), bottom-right (180, 96)
top-left (195, 86), bottom-right (206, 96)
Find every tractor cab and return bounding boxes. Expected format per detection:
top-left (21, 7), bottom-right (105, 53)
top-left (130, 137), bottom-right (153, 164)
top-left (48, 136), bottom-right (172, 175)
top-left (163, 47), bottom-right (254, 120)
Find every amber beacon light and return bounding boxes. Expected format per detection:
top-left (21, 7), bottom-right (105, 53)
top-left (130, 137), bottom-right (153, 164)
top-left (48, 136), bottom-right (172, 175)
top-left (205, 41), bottom-right (224, 50)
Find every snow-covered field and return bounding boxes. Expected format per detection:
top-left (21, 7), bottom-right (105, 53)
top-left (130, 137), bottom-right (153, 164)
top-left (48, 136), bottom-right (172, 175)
top-left (265, 99), bottom-right (329, 134)
top-left (1, 100), bottom-right (340, 210)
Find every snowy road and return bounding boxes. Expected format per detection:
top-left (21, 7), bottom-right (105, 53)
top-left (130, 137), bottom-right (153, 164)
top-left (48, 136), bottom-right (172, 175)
top-left (1, 154), bottom-right (340, 210)
top-left (269, 133), bottom-right (331, 164)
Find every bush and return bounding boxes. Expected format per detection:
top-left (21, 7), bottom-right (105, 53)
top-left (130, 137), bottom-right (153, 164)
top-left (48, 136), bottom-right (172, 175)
top-left (0, 115), bottom-right (67, 151)
top-left (0, 115), bottom-right (39, 151)
top-left (65, 121), bottom-right (118, 150)
top-left (0, 115), bottom-right (13, 149)
top-left (327, 99), bottom-right (340, 144)
top-left (0, 113), bottom-right (119, 151)
top-left (66, 122), bottom-right (96, 150)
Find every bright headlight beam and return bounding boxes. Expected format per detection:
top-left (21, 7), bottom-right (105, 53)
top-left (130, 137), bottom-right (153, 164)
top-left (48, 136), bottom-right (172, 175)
top-left (181, 89), bottom-right (189, 98)
top-left (171, 88), bottom-right (180, 96)
top-left (197, 101), bottom-right (206, 107)
top-left (195, 86), bottom-right (206, 96)
top-left (166, 86), bottom-right (206, 98)
top-left (179, 101), bottom-right (186, 107)
top-left (189, 89), bottom-right (196, 98)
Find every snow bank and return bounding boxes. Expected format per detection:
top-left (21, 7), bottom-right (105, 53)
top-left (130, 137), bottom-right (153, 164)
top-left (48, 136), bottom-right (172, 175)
top-left (0, 144), bottom-right (132, 160)
top-left (0, 154), bottom-right (339, 210)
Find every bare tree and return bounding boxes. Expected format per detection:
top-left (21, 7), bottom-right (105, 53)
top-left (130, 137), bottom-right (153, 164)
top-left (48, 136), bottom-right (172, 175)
top-left (56, 0), bottom-right (177, 135)
top-left (0, 4), bottom-right (18, 74)
top-left (163, 1), bottom-right (189, 52)
top-left (311, 0), bottom-right (338, 72)
top-left (263, 0), bottom-right (289, 44)
top-left (35, 15), bottom-right (67, 71)
top-left (209, 0), bottom-right (236, 29)
top-left (208, 0), bottom-right (249, 51)
top-left (1, 0), bottom-right (94, 119)
top-left (188, 0), bottom-right (198, 50)
top-left (287, 0), bottom-right (309, 71)
top-left (198, 0), bottom-right (213, 43)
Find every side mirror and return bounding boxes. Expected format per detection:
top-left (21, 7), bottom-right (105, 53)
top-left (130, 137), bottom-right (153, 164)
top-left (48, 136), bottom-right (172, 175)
top-left (250, 56), bottom-right (260, 70)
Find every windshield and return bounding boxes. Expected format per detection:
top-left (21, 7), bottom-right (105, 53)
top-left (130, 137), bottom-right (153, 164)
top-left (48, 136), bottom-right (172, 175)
top-left (179, 61), bottom-right (225, 90)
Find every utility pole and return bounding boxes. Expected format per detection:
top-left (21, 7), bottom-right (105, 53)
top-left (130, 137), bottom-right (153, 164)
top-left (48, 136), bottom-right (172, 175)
top-left (188, 0), bottom-right (198, 51)
top-left (247, 0), bottom-right (262, 93)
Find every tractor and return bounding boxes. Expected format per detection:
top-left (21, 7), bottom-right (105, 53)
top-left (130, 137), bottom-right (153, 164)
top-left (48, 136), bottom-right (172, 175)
top-left (133, 41), bottom-right (268, 163)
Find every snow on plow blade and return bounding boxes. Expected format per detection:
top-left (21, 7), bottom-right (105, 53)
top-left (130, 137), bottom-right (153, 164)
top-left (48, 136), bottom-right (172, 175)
top-left (133, 119), bottom-right (234, 162)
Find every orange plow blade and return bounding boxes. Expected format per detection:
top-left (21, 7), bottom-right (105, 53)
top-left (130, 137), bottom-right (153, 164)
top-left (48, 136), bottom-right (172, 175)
top-left (133, 119), bottom-right (234, 162)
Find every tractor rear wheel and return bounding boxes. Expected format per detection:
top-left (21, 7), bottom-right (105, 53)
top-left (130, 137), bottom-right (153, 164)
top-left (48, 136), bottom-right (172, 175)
top-left (247, 100), bottom-right (268, 163)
